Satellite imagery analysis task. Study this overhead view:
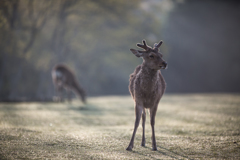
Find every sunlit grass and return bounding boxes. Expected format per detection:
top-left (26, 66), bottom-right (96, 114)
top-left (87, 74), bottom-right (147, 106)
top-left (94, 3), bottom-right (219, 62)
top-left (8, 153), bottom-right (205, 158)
top-left (0, 94), bottom-right (239, 159)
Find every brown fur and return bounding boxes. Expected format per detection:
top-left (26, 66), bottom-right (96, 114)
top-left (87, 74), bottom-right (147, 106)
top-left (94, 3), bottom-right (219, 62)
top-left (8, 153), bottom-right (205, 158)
top-left (52, 64), bottom-right (86, 103)
top-left (129, 64), bottom-right (166, 108)
top-left (126, 40), bottom-right (167, 151)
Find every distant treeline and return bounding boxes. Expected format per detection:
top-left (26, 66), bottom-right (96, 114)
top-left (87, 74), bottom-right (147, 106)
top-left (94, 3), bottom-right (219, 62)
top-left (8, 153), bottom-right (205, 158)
top-left (0, 0), bottom-right (240, 101)
top-left (0, 0), bottom-right (169, 101)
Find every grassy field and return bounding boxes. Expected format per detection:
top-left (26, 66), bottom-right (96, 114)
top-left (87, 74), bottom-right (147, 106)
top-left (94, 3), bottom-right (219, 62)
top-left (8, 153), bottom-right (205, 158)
top-left (0, 94), bottom-right (239, 159)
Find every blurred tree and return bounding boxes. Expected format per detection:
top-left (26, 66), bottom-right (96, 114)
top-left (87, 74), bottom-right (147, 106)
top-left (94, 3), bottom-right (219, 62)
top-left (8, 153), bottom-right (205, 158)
top-left (0, 0), bottom-right (56, 100)
top-left (0, 0), bottom-right (171, 100)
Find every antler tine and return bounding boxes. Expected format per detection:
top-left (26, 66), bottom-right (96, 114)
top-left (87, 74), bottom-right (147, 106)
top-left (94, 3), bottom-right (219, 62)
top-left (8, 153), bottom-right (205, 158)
top-left (137, 39), bottom-right (151, 51)
top-left (142, 40), bottom-right (147, 46)
top-left (153, 40), bottom-right (163, 51)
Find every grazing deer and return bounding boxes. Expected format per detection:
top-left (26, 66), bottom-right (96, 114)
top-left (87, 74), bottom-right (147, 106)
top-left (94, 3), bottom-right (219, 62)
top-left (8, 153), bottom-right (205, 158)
top-left (126, 40), bottom-right (167, 151)
top-left (52, 64), bottom-right (86, 103)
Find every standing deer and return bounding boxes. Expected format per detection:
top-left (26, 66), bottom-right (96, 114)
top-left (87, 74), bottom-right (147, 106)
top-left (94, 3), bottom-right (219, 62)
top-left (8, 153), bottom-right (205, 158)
top-left (126, 40), bottom-right (167, 151)
top-left (52, 64), bottom-right (86, 103)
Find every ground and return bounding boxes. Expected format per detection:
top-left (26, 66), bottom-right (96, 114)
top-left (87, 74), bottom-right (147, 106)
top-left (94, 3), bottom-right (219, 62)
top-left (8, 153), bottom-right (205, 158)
top-left (0, 94), bottom-right (239, 159)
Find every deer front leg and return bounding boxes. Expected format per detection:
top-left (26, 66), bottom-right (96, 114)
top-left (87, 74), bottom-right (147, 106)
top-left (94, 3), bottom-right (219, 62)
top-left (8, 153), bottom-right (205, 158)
top-left (150, 106), bottom-right (158, 151)
top-left (141, 109), bottom-right (146, 147)
top-left (126, 105), bottom-right (143, 151)
top-left (55, 86), bottom-right (63, 102)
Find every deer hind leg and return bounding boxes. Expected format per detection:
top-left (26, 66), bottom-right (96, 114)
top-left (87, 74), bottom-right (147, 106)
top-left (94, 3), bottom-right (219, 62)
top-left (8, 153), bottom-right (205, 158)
top-left (150, 106), bottom-right (158, 151)
top-left (79, 88), bottom-right (86, 104)
top-left (126, 105), bottom-right (143, 151)
top-left (66, 88), bottom-right (72, 102)
top-left (141, 108), bottom-right (146, 147)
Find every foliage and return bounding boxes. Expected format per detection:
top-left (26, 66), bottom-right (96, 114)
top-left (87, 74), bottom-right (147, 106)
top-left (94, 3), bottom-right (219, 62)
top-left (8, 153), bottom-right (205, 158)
top-left (0, 0), bottom-right (170, 100)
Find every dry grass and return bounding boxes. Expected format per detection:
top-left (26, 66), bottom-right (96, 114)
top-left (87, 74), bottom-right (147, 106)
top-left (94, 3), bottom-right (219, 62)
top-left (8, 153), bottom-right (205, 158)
top-left (0, 94), bottom-right (239, 159)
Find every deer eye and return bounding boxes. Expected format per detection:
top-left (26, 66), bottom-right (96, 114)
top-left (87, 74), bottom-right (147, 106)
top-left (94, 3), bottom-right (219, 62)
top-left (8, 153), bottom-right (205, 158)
top-left (149, 55), bottom-right (154, 59)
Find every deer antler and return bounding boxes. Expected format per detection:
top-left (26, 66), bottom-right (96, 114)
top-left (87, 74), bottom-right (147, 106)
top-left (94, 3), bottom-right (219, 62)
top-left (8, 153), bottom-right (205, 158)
top-left (153, 40), bottom-right (163, 51)
top-left (136, 40), bottom-right (152, 52)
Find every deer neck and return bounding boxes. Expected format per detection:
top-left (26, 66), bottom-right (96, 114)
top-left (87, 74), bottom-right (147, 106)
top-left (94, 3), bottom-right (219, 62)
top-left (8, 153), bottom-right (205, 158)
top-left (139, 63), bottom-right (159, 91)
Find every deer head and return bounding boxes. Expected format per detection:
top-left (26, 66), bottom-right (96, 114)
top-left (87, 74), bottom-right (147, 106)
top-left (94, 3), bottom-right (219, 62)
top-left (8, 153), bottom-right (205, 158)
top-left (130, 39), bottom-right (167, 70)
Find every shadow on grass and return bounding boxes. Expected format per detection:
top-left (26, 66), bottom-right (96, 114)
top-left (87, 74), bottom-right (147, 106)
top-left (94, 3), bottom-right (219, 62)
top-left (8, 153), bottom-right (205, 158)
top-left (157, 146), bottom-right (192, 160)
top-left (130, 145), bottom-right (191, 160)
top-left (67, 103), bottom-right (104, 114)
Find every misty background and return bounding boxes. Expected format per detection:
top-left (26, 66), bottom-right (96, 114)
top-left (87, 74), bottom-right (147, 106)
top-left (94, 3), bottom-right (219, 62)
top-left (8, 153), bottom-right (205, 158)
top-left (0, 0), bottom-right (240, 101)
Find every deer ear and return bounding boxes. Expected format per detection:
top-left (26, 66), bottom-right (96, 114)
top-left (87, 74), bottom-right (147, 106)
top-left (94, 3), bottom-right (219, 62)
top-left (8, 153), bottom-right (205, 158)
top-left (130, 49), bottom-right (143, 58)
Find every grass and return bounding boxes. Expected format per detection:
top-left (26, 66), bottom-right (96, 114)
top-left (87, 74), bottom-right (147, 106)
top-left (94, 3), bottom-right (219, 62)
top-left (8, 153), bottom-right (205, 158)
top-left (0, 94), bottom-right (239, 159)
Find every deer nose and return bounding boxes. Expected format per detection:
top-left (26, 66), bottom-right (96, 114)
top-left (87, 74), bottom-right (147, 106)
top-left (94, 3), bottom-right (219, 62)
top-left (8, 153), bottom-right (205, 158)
top-left (162, 61), bottom-right (167, 68)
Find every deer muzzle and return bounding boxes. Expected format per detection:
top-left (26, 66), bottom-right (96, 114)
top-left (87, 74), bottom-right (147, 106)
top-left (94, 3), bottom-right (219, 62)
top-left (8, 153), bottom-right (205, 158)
top-left (161, 61), bottom-right (167, 69)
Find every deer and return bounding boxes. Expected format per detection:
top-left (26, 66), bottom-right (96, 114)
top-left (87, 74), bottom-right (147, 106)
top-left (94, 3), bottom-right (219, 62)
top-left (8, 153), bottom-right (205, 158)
top-left (52, 64), bottom-right (86, 103)
top-left (126, 40), bottom-right (167, 151)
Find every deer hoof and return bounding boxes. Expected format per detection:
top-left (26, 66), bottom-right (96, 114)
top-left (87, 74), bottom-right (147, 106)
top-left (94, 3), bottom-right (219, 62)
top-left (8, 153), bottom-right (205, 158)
top-left (152, 147), bottom-right (157, 151)
top-left (126, 147), bottom-right (132, 151)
